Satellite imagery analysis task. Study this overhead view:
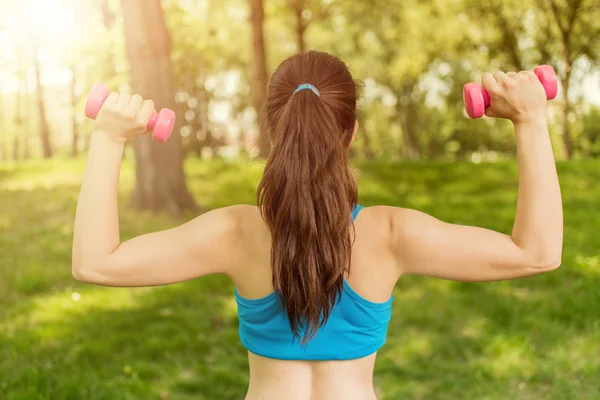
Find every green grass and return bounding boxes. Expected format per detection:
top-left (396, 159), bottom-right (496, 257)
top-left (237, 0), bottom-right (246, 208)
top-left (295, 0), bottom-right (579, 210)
top-left (1, 156), bottom-right (599, 399)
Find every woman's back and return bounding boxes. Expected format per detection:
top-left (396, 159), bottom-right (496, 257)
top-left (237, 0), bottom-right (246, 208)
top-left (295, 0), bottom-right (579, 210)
top-left (232, 204), bottom-right (398, 400)
top-left (72, 50), bottom-right (562, 400)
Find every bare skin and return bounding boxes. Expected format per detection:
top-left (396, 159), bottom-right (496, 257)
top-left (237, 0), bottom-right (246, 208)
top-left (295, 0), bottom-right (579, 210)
top-left (72, 70), bottom-right (562, 399)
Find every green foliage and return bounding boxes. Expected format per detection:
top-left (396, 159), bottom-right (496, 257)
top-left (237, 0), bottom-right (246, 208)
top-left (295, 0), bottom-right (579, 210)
top-left (1, 158), bottom-right (599, 399)
top-left (574, 107), bottom-right (600, 157)
top-left (0, 0), bottom-right (598, 160)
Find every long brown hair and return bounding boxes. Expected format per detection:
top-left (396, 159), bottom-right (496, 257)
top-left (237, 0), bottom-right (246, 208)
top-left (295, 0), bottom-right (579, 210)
top-left (257, 51), bottom-right (359, 343)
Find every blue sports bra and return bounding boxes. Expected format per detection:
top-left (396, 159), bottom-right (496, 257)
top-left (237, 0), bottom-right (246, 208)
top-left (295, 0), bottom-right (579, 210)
top-left (234, 205), bottom-right (394, 361)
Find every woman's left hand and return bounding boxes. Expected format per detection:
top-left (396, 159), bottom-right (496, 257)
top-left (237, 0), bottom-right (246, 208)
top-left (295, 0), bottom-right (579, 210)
top-left (93, 92), bottom-right (155, 144)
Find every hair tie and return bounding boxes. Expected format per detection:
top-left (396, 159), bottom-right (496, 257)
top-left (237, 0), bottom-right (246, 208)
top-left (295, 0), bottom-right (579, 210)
top-left (294, 83), bottom-right (320, 97)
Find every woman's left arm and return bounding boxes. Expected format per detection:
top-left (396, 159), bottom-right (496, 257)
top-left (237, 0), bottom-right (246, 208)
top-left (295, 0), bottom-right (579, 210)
top-left (72, 92), bottom-right (243, 287)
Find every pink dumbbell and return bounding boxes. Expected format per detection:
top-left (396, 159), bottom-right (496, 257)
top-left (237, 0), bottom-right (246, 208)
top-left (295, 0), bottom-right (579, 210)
top-left (463, 65), bottom-right (559, 119)
top-left (84, 84), bottom-right (175, 143)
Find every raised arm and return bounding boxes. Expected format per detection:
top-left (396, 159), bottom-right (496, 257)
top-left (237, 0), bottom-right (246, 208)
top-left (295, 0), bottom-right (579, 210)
top-left (72, 92), bottom-right (244, 287)
top-left (388, 70), bottom-right (563, 282)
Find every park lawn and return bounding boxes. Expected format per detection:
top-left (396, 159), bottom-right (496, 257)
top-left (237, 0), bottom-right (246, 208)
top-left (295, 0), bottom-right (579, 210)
top-left (1, 156), bottom-right (599, 400)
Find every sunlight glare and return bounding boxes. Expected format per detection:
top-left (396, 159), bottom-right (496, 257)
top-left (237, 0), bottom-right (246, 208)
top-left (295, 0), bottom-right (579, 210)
top-left (19, 0), bottom-right (76, 38)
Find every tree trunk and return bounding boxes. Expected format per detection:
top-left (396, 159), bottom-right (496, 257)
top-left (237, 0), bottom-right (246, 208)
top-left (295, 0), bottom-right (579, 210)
top-left (395, 95), bottom-right (421, 161)
top-left (361, 129), bottom-right (375, 159)
top-left (398, 113), bottom-right (420, 160)
top-left (22, 79), bottom-right (31, 160)
top-left (356, 112), bottom-right (374, 159)
top-left (293, 0), bottom-right (307, 53)
top-left (71, 64), bottom-right (79, 157)
top-left (12, 135), bottom-right (20, 161)
top-left (13, 80), bottom-right (22, 161)
top-left (559, 16), bottom-right (574, 160)
top-left (547, 0), bottom-right (583, 160)
top-left (32, 41), bottom-right (52, 159)
top-left (22, 122), bottom-right (30, 159)
top-left (491, 3), bottom-right (524, 71)
top-left (120, 0), bottom-right (197, 215)
top-left (561, 66), bottom-right (573, 159)
top-left (238, 124), bottom-right (247, 155)
top-left (248, 0), bottom-right (270, 158)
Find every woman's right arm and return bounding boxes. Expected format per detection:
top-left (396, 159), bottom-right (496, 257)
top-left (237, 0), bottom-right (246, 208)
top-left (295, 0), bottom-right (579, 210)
top-left (387, 70), bottom-right (563, 282)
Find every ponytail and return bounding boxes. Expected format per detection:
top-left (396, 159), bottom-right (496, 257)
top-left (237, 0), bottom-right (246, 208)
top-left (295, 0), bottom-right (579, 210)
top-left (257, 51), bottom-right (358, 343)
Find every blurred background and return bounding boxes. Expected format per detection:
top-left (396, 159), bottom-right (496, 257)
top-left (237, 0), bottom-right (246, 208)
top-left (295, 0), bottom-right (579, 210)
top-left (0, 0), bottom-right (598, 399)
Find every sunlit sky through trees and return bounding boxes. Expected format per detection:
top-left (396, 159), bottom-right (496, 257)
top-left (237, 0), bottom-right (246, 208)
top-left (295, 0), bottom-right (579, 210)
top-left (1, 0), bottom-right (598, 99)
top-left (0, 0), bottom-right (598, 160)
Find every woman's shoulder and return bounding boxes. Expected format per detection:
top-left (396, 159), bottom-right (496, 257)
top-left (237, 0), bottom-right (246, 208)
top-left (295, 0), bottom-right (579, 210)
top-left (234, 204), bottom-right (394, 227)
top-left (230, 203), bottom-right (404, 247)
top-left (230, 203), bottom-right (271, 249)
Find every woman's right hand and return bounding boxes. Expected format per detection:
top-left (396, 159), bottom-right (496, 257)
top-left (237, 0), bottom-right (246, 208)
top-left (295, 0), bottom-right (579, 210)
top-left (93, 93), bottom-right (155, 144)
top-left (482, 70), bottom-right (548, 124)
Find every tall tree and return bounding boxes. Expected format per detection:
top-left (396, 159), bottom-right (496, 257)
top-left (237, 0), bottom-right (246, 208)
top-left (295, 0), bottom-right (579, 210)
top-left (70, 64), bottom-right (79, 157)
top-left (286, 0), bottom-right (335, 54)
top-left (543, 0), bottom-right (599, 159)
top-left (336, 0), bottom-right (467, 159)
top-left (465, 0), bottom-right (528, 70)
top-left (31, 39), bottom-right (52, 159)
top-left (467, 0), bottom-right (600, 159)
top-left (13, 79), bottom-right (23, 161)
top-left (289, 0), bottom-right (307, 53)
top-left (22, 83), bottom-right (31, 160)
top-left (248, 0), bottom-right (270, 158)
top-left (120, 0), bottom-right (197, 214)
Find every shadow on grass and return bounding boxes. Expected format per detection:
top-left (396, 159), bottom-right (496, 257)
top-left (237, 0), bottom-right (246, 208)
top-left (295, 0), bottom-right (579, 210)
top-left (1, 276), bottom-right (249, 400)
top-left (1, 182), bottom-right (192, 310)
top-left (376, 262), bottom-right (600, 400)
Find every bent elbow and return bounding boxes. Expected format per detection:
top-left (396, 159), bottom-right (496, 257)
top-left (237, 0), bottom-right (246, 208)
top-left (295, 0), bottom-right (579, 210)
top-left (72, 266), bottom-right (83, 282)
top-left (72, 265), bottom-right (93, 283)
top-left (72, 259), bottom-right (84, 281)
top-left (72, 264), bottom-right (108, 285)
top-left (531, 254), bottom-right (562, 272)
top-left (546, 256), bottom-right (562, 271)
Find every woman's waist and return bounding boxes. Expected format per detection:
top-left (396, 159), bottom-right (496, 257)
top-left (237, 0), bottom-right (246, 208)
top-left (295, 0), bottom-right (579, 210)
top-left (246, 351), bottom-right (378, 400)
top-left (245, 384), bottom-right (378, 400)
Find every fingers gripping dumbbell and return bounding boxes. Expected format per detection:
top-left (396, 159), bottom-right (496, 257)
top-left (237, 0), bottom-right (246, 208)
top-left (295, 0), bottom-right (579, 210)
top-left (463, 65), bottom-right (559, 119)
top-left (84, 84), bottom-right (176, 142)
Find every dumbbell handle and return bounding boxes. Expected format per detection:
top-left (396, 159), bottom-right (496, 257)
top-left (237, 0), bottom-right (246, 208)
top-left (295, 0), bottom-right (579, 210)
top-left (479, 69), bottom-right (556, 107)
top-left (464, 65), bottom-right (558, 119)
top-left (85, 84), bottom-right (175, 143)
top-left (479, 90), bottom-right (492, 109)
top-left (85, 84), bottom-right (158, 129)
top-left (147, 114), bottom-right (159, 130)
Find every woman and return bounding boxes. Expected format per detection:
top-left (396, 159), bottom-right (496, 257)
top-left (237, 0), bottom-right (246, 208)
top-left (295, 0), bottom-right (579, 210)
top-left (72, 51), bottom-right (562, 400)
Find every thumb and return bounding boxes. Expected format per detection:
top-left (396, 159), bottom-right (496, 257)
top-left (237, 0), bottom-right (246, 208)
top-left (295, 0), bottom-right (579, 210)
top-left (484, 107), bottom-right (498, 118)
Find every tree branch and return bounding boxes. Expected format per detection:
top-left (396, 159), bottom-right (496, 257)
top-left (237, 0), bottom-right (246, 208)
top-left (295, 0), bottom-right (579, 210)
top-left (489, 1), bottom-right (524, 70)
top-left (313, 1), bottom-right (335, 22)
top-left (549, 0), bottom-right (566, 35)
top-left (579, 29), bottom-right (600, 60)
top-left (567, 0), bottom-right (584, 30)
